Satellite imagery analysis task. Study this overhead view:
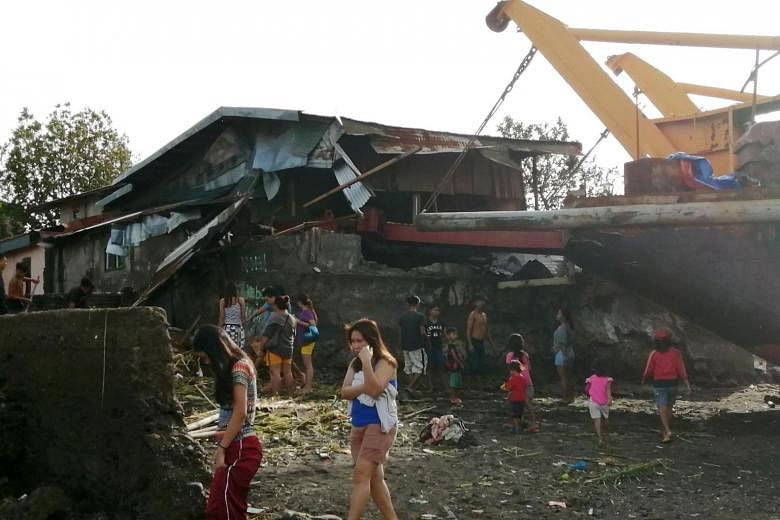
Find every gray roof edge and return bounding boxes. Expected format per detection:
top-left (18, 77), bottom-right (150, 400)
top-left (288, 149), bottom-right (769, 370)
top-left (111, 106), bottom-right (302, 186)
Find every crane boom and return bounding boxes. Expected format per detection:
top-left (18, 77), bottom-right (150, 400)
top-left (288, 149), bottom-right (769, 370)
top-left (488, 0), bottom-right (780, 173)
top-left (500, 0), bottom-right (677, 159)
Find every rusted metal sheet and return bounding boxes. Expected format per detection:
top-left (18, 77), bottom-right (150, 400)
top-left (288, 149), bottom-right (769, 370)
top-left (340, 117), bottom-right (581, 157)
top-left (623, 158), bottom-right (686, 195)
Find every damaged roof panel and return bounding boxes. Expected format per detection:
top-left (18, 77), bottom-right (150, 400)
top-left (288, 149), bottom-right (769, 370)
top-left (113, 107), bottom-right (300, 185)
top-left (133, 193), bottom-right (253, 306)
top-left (340, 117), bottom-right (581, 157)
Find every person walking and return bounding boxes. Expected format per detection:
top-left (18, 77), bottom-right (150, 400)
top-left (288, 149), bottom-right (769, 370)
top-left (585, 361), bottom-right (613, 445)
top-left (552, 308), bottom-right (575, 403)
top-left (642, 328), bottom-right (691, 443)
top-left (253, 295), bottom-right (297, 395)
top-left (466, 296), bottom-right (494, 388)
top-left (398, 295), bottom-right (427, 394)
top-left (295, 294), bottom-right (318, 393)
top-left (192, 325), bottom-right (262, 520)
top-left (425, 304), bottom-right (448, 393)
top-left (341, 319), bottom-right (399, 520)
top-left (218, 282), bottom-right (246, 350)
top-left (505, 333), bottom-right (539, 432)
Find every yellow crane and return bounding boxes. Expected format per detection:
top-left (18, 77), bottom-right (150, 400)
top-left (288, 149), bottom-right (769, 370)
top-left (486, 1), bottom-right (780, 174)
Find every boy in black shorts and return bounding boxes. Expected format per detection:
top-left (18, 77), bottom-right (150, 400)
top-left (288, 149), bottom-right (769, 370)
top-left (501, 360), bottom-right (529, 434)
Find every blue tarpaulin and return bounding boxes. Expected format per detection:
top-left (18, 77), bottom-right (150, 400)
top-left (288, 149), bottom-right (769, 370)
top-left (668, 152), bottom-right (740, 191)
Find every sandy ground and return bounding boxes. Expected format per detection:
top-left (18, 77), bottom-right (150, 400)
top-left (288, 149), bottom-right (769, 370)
top-left (182, 382), bottom-right (780, 520)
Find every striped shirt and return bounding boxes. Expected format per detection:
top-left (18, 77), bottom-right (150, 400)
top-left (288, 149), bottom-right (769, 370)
top-left (218, 358), bottom-right (257, 440)
top-left (223, 301), bottom-right (243, 325)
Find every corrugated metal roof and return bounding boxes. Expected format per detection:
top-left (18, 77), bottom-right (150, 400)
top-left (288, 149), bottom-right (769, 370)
top-left (113, 107), bottom-right (300, 185)
top-left (31, 184), bottom-right (125, 212)
top-left (109, 106), bottom-right (581, 189)
top-left (340, 117), bottom-right (582, 156)
top-left (0, 231), bottom-right (40, 255)
top-left (332, 143), bottom-right (373, 213)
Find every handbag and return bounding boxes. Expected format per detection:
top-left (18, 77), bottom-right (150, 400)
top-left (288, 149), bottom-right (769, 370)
top-left (302, 324), bottom-right (320, 343)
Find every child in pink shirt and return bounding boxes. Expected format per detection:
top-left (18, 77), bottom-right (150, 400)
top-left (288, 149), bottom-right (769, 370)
top-left (585, 361), bottom-right (613, 445)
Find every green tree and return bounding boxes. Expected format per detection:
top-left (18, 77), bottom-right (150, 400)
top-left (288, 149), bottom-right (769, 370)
top-left (0, 104), bottom-right (132, 229)
top-left (0, 200), bottom-right (24, 238)
top-left (497, 116), bottom-right (617, 210)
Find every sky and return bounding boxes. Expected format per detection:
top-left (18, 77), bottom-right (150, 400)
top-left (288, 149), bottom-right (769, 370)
top-left (1, 0), bottom-right (779, 173)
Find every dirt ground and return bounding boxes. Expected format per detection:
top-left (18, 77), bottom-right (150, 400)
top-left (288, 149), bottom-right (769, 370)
top-left (179, 380), bottom-right (780, 520)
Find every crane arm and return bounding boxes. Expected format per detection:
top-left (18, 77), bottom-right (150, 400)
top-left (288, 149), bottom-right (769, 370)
top-left (677, 83), bottom-right (770, 103)
top-left (498, 0), bottom-right (676, 159)
top-left (568, 28), bottom-right (780, 51)
top-left (606, 53), bottom-right (698, 118)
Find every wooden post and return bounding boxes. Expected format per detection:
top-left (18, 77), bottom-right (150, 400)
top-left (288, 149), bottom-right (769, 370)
top-left (415, 199), bottom-right (780, 231)
top-left (531, 155), bottom-right (540, 211)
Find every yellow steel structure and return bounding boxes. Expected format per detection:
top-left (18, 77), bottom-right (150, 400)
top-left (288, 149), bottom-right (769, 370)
top-left (489, 0), bottom-right (780, 174)
top-left (676, 83), bottom-right (770, 104)
top-left (606, 53), bottom-right (771, 116)
top-left (605, 53), bottom-right (698, 118)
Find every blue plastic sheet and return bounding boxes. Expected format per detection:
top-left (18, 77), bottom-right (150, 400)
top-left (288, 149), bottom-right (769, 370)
top-left (667, 152), bottom-right (740, 191)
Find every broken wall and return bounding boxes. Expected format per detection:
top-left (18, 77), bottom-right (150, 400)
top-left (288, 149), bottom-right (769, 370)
top-left (212, 229), bottom-right (756, 384)
top-left (0, 307), bottom-right (208, 519)
top-left (51, 227), bottom-right (189, 294)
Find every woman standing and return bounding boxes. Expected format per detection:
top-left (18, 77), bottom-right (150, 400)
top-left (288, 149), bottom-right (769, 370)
top-left (295, 294), bottom-right (318, 393)
top-left (341, 319), bottom-right (399, 520)
top-left (218, 282), bottom-right (246, 350)
top-left (552, 308), bottom-right (575, 403)
top-left (192, 325), bottom-right (262, 520)
top-left (642, 328), bottom-right (691, 443)
top-left (253, 295), bottom-right (297, 395)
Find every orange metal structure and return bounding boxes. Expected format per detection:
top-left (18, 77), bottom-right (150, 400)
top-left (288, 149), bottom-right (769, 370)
top-left (487, 1), bottom-right (780, 174)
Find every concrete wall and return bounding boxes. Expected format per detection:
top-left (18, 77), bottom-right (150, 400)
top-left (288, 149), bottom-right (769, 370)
top-left (59, 197), bottom-right (102, 226)
top-left (51, 228), bottom-right (189, 294)
top-left (0, 307), bottom-right (208, 519)
top-left (217, 230), bottom-right (756, 384)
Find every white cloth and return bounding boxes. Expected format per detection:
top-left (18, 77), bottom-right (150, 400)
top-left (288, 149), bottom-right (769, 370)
top-left (588, 401), bottom-right (610, 419)
top-left (346, 370), bottom-right (399, 433)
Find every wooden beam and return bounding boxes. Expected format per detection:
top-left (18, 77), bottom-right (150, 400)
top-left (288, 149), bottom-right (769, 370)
top-left (415, 198), bottom-right (780, 231)
top-left (303, 147), bottom-right (421, 208)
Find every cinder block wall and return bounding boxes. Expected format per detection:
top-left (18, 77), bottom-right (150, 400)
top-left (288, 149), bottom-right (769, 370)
top-left (0, 307), bottom-right (208, 519)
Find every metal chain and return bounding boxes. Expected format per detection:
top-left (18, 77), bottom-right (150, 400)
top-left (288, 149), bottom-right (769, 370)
top-left (422, 45), bottom-right (538, 213)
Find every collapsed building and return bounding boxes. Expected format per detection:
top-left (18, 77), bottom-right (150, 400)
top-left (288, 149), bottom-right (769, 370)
top-left (22, 106), bottom-right (759, 382)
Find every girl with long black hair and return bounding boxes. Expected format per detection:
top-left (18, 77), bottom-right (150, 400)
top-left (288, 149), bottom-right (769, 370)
top-left (341, 319), bottom-right (399, 520)
top-left (193, 325), bottom-right (262, 520)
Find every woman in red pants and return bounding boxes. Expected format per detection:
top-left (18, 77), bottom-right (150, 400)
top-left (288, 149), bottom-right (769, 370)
top-left (193, 325), bottom-right (262, 520)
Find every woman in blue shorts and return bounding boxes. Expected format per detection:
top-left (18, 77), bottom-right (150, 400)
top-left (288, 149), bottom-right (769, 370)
top-left (552, 308), bottom-right (575, 403)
